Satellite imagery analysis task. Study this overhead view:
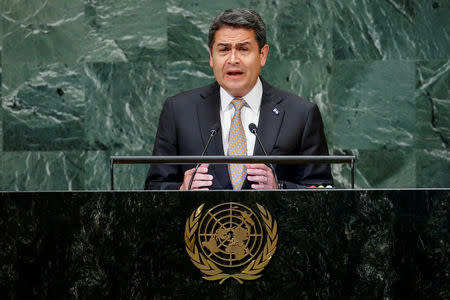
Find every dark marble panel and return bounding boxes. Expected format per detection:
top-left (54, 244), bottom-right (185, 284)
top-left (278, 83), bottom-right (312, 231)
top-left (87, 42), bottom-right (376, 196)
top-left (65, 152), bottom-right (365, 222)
top-left (416, 149), bottom-right (450, 188)
top-left (0, 192), bottom-right (90, 298)
top-left (1, 151), bottom-right (85, 191)
top-left (168, 0), bottom-right (332, 62)
top-left (261, 59), bottom-right (333, 141)
top-left (167, 0), bottom-right (250, 62)
top-left (84, 59), bottom-right (166, 152)
top-left (331, 60), bottom-right (415, 150)
top-left (1, 0), bottom-right (448, 192)
top-left (167, 60), bottom-right (214, 97)
top-left (165, 52), bottom-right (334, 105)
top-left (2, 0), bottom-right (167, 66)
top-left (0, 190), bottom-right (448, 298)
top-left (0, 19), bottom-right (2, 155)
top-left (415, 60), bottom-right (449, 149)
top-left (2, 0), bottom-right (91, 66)
top-left (84, 151), bottom-right (110, 190)
top-left (332, 148), bottom-right (415, 188)
top-left (2, 61), bottom-right (40, 93)
top-left (83, 0), bottom-right (167, 63)
top-left (2, 63), bottom-right (86, 151)
top-left (330, 148), bottom-right (358, 189)
top-left (112, 159), bottom-right (151, 191)
top-left (250, 0), bottom-right (332, 61)
top-left (0, 154), bottom-right (3, 190)
top-left (0, 19), bottom-right (2, 191)
top-left (332, 0), bottom-right (415, 60)
top-left (85, 150), bottom-right (150, 191)
top-left (415, 0), bottom-right (450, 60)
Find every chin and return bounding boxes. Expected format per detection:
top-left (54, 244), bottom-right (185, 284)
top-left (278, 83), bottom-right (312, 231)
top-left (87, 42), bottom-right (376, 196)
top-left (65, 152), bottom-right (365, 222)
top-left (223, 83), bottom-right (246, 94)
top-left (226, 88), bottom-right (245, 97)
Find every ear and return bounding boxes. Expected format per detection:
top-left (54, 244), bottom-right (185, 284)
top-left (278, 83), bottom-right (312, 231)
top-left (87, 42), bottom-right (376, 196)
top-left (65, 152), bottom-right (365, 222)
top-left (259, 44), bottom-right (269, 67)
top-left (209, 48), bottom-right (213, 67)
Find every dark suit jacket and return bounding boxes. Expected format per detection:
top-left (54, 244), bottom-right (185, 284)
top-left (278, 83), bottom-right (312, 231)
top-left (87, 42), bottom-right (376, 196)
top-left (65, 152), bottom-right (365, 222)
top-left (145, 77), bottom-right (333, 190)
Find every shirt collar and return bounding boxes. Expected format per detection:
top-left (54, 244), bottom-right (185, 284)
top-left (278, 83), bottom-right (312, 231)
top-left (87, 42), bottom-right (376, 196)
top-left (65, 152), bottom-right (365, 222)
top-left (220, 77), bottom-right (262, 112)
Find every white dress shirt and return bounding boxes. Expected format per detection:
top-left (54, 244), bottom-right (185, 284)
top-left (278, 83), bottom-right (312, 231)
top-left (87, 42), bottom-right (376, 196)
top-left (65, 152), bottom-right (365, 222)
top-left (220, 78), bottom-right (262, 156)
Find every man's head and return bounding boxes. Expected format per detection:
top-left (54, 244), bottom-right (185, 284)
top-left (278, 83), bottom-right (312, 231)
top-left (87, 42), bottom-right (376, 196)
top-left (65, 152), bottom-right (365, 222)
top-left (208, 9), bottom-right (267, 52)
top-left (208, 9), bottom-right (269, 97)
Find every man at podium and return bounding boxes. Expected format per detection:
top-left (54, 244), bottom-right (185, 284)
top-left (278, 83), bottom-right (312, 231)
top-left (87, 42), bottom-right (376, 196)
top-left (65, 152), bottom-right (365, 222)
top-left (145, 8), bottom-right (333, 190)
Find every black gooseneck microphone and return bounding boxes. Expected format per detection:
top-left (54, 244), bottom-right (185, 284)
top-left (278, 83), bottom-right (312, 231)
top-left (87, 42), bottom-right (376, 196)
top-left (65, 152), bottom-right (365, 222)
top-left (249, 123), bottom-right (280, 189)
top-left (188, 124), bottom-right (220, 190)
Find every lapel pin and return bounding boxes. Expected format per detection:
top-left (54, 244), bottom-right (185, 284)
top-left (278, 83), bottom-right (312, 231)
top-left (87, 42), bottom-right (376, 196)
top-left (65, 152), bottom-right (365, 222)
top-left (273, 108), bottom-right (279, 115)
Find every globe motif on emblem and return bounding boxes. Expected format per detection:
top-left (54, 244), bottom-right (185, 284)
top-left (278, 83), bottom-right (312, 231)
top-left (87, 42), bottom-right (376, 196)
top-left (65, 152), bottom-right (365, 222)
top-left (197, 202), bottom-right (264, 268)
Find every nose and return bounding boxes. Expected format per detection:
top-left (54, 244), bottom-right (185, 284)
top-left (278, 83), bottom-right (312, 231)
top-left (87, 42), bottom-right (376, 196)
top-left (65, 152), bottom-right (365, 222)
top-left (229, 49), bottom-right (239, 64)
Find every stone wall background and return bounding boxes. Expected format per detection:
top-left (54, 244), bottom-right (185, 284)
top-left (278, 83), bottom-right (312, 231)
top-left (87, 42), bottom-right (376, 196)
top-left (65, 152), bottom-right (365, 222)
top-left (0, 0), bottom-right (448, 190)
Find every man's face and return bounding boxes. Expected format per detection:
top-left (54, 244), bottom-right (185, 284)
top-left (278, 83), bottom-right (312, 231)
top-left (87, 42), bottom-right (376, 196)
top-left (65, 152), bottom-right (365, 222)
top-left (209, 27), bottom-right (269, 97)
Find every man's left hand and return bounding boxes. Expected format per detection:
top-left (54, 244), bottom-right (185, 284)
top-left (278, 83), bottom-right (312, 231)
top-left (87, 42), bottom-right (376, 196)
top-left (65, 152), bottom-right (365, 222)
top-left (245, 164), bottom-right (277, 189)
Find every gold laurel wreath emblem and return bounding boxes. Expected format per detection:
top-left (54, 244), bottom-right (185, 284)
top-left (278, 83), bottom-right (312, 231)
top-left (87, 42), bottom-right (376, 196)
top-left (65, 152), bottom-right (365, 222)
top-left (184, 203), bottom-right (278, 284)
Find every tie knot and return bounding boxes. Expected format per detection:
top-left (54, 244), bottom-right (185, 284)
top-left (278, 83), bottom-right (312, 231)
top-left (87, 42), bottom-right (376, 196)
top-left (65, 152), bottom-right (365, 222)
top-left (231, 97), bottom-right (246, 111)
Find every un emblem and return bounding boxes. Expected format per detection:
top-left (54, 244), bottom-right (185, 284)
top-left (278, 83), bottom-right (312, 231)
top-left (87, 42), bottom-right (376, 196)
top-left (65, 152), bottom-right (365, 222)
top-left (185, 202), bottom-right (278, 284)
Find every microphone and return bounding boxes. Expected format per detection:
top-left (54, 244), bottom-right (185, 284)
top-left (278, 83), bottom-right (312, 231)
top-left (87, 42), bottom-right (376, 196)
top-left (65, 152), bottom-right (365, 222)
top-left (248, 123), bottom-right (280, 189)
top-left (188, 124), bottom-right (220, 190)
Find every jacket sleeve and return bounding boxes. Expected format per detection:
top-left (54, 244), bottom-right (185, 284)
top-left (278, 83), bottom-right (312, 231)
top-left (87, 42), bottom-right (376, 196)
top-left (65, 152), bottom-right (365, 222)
top-left (280, 103), bottom-right (333, 189)
top-left (144, 98), bottom-right (183, 190)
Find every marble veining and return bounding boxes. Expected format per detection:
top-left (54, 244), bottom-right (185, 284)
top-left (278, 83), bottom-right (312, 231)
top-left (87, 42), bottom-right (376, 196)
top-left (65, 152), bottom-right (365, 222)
top-left (1, 0), bottom-right (449, 189)
top-left (1, 190), bottom-right (448, 298)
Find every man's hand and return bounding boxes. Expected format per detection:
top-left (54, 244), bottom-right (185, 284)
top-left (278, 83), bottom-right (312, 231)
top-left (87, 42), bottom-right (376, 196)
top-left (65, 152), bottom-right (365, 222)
top-left (246, 164), bottom-right (277, 189)
top-left (180, 164), bottom-right (213, 190)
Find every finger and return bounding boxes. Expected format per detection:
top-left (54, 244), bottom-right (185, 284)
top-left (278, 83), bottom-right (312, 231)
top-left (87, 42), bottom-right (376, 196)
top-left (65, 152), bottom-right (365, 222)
top-left (182, 169), bottom-right (194, 190)
top-left (192, 182), bottom-right (212, 190)
top-left (246, 168), bottom-right (267, 176)
top-left (184, 167), bottom-right (196, 176)
top-left (193, 173), bottom-right (213, 181)
top-left (246, 163), bottom-right (270, 171)
top-left (247, 175), bottom-right (267, 184)
top-left (197, 188), bottom-right (210, 190)
top-left (197, 166), bottom-right (210, 174)
top-left (197, 163), bottom-right (210, 174)
top-left (187, 164), bottom-right (209, 175)
top-left (192, 180), bottom-right (213, 189)
top-left (251, 182), bottom-right (276, 190)
top-left (251, 183), bottom-right (267, 189)
top-left (198, 163), bottom-right (209, 171)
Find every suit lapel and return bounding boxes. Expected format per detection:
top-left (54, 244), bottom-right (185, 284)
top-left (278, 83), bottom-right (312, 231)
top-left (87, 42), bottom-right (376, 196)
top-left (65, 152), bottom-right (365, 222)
top-left (197, 83), bottom-right (232, 189)
top-left (253, 78), bottom-right (285, 155)
top-left (196, 78), bottom-right (284, 189)
top-left (242, 78), bottom-right (285, 189)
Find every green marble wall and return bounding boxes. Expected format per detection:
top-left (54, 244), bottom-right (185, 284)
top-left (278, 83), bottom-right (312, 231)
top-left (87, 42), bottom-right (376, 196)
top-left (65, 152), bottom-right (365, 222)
top-left (1, 0), bottom-right (449, 190)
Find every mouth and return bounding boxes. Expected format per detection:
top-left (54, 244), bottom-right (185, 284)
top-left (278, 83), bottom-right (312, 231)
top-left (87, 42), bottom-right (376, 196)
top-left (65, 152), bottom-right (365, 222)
top-left (226, 70), bottom-right (244, 77)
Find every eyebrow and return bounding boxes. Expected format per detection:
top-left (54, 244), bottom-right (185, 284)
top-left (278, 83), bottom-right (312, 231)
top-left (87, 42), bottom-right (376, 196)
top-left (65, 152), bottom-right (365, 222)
top-left (216, 42), bottom-right (252, 47)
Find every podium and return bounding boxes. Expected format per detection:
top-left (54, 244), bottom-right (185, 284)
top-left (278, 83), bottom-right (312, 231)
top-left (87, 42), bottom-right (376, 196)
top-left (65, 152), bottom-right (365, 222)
top-left (1, 189), bottom-right (448, 299)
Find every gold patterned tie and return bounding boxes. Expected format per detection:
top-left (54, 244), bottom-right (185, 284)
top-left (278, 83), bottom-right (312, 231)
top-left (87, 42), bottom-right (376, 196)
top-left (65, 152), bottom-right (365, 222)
top-left (228, 97), bottom-right (247, 190)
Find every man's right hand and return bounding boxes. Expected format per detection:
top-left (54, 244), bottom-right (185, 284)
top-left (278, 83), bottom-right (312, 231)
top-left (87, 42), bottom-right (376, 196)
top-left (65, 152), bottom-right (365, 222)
top-left (179, 164), bottom-right (213, 190)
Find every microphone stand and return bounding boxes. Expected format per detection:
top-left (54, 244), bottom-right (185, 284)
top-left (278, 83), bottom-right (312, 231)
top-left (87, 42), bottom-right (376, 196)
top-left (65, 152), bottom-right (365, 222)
top-left (188, 128), bottom-right (218, 190)
top-left (249, 124), bottom-right (281, 189)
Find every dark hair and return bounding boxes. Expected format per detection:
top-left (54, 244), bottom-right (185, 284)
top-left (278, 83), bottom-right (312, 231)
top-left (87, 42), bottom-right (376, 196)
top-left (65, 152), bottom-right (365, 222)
top-left (208, 8), bottom-right (267, 51)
